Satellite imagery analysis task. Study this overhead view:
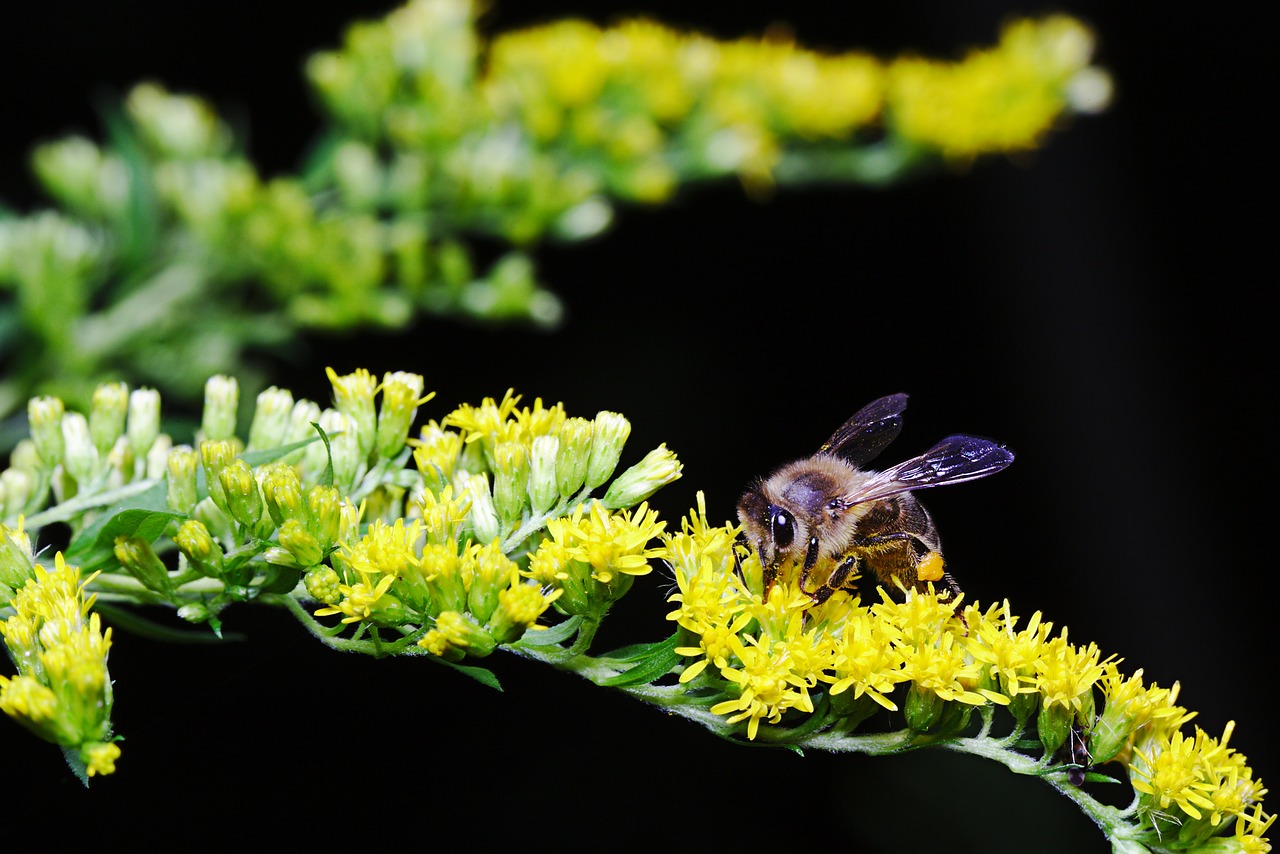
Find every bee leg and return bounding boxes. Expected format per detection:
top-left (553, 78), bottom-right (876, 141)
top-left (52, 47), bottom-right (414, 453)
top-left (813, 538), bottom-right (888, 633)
top-left (795, 535), bottom-right (822, 599)
top-left (834, 552), bottom-right (860, 583)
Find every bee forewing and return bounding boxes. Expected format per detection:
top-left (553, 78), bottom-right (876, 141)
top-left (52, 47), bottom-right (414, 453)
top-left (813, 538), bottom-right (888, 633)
top-left (839, 434), bottom-right (1014, 506)
top-left (820, 393), bottom-right (909, 466)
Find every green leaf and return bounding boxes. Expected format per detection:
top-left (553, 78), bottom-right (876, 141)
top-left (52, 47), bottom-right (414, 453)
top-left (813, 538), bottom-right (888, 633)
top-left (240, 434), bottom-right (322, 468)
top-left (515, 615), bottom-right (581, 647)
top-left (433, 657), bottom-right (503, 691)
top-left (599, 633), bottom-right (680, 687)
top-left (598, 634), bottom-right (679, 662)
top-left (64, 484), bottom-right (185, 570)
top-left (61, 744), bottom-right (91, 788)
top-left (95, 603), bottom-right (243, 643)
top-left (259, 564), bottom-right (302, 595)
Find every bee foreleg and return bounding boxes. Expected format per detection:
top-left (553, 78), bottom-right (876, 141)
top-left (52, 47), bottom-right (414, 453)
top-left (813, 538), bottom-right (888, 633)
top-left (828, 553), bottom-right (860, 590)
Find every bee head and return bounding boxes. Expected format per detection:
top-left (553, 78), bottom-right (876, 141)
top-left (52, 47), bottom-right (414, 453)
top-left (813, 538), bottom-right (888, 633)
top-left (737, 481), bottom-right (807, 568)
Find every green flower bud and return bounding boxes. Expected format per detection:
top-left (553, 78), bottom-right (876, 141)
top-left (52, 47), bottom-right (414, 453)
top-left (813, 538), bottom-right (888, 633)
top-left (126, 82), bottom-right (229, 159)
top-left (492, 441), bottom-right (529, 526)
top-left (333, 141), bottom-right (382, 211)
top-left (305, 485), bottom-right (342, 551)
top-left (247, 386), bottom-right (295, 452)
top-left (199, 439), bottom-right (239, 515)
top-left (555, 417), bottom-right (594, 497)
top-left (904, 683), bottom-right (945, 733)
top-left (166, 445), bottom-right (200, 514)
top-left (31, 136), bottom-right (128, 218)
top-left (527, 435), bottom-right (560, 514)
top-left (145, 434), bottom-right (173, 480)
top-left (458, 472), bottom-right (499, 544)
top-left (200, 375), bottom-right (239, 442)
top-left (1038, 701), bottom-right (1074, 757)
top-left (89, 382), bottom-right (129, 455)
top-left (260, 462), bottom-right (304, 528)
top-left (218, 459), bottom-right (266, 532)
top-left (318, 409), bottom-right (363, 492)
top-left (126, 388), bottom-right (162, 460)
top-left (304, 565), bottom-right (343, 604)
top-left (177, 603), bottom-right (211, 624)
top-left (61, 412), bottom-right (98, 485)
top-left (8, 439), bottom-right (40, 474)
top-left (278, 519), bottom-right (324, 568)
top-left (0, 522), bottom-right (36, 593)
top-left (1, 469), bottom-right (33, 521)
top-left (113, 535), bottom-right (172, 596)
top-left (28, 396), bottom-right (66, 469)
top-left (286, 399), bottom-right (323, 453)
top-left (105, 436), bottom-right (135, 487)
top-left (174, 519), bottom-right (224, 578)
top-left (586, 411), bottom-right (630, 489)
top-left (602, 444), bottom-right (683, 508)
top-left (375, 371), bottom-right (430, 459)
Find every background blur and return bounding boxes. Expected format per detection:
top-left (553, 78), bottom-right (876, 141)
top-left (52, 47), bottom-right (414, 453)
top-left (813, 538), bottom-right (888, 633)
top-left (2, 2), bottom-right (1269, 851)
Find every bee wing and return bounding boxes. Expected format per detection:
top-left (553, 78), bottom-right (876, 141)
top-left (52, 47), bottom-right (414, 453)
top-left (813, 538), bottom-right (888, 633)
top-left (840, 434), bottom-right (1015, 506)
top-left (820, 393), bottom-right (909, 466)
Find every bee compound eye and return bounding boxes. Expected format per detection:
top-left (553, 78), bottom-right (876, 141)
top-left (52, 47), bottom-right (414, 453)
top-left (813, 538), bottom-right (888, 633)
top-left (770, 509), bottom-right (795, 550)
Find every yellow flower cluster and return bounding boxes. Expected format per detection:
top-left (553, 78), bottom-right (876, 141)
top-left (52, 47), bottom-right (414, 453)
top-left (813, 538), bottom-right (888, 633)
top-left (887, 16), bottom-right (1108, 160)
top-left (663, 497), bottom-right (1270, 848)
top-left (0, 551), bottom-right (119, 776)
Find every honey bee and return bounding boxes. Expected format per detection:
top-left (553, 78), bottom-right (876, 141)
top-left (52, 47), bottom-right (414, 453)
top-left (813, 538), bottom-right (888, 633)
top-left (737, 394), bottom-right (1013, 604)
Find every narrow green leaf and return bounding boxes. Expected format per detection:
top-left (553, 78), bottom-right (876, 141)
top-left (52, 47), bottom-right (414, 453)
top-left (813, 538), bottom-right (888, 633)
top-left (240, 434), bottom-right (322, 467)
top-left (95, 603), bottom-right (242, 643)
top-left (599, 633), bottom-right (680, 687)
top-left (61, 744), bottom-right (91, 788)
top-left (514, 616), bottom-right (581, 647)
top-left (433, 657), bottom-right (503, 691)
top-left (598, 632), bottom-right (679, 662)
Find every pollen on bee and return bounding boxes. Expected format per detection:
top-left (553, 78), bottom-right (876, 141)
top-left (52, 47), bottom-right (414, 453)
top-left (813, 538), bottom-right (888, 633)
top-left (917, 551), bottom-right (945, 582)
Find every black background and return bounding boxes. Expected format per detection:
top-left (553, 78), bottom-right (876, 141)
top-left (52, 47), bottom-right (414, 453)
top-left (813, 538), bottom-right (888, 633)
top-left (2, 3), bottom-right (1271, 851)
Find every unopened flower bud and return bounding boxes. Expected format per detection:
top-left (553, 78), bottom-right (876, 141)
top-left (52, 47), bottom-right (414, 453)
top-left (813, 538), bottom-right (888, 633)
top-left (199, 439), bottom-right (239, 515)
top-left (200, 375), bottom-right (239, 442)
top-left (904, 684), bottom-right (945, 733)
top-left (304, 565), bottom-right (343, 604)
top-left (145, 433), bottom-right (173, 480)
top-left (61, 412), bottom-right (98, 485)
top-left (127, 388), bottom-right (162, 459)
top-left (555, 417), bottom-right (593, 497)
top-left (278, 518), bottom-right (324, 568)
top-left (305, 485), bottom-right (342, 550)
top-left (247, 386), bottom-right (295, 452)
top-left (89, 381), bottom-right (129, 455)
top-left (527, 435), bottom-right (560, 514)
top-left (1, 469), bottom-right (33, 521)
top-left (603, 444), bottom-right (683, 508)
top-left (492, 442), bottom-right (529, 525)
top-left (113, 535), bottom-right (171, 595)
top-left (27, 397), bottom-right (65, 469)
top-left (586, 411), bottom-right (630, 488)
top-left (458, 472), bottom-right (499, 544)
top-left (166, 445), bottom-right (200, 514)
top-left (218, 459), bottom-right (265, 531)
top-left (260, 462), bottom-right (304, 528)
top-left (317, 409), bottom-right (362, 491)
top-left (174, 519), bottom-right (224, 578)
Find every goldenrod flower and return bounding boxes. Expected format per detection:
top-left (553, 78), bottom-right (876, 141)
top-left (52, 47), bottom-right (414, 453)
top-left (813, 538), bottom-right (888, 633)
top-left (711, 633), bottom-right (816, 740)
top-left (0, 553), bottom-right (117, 774)
top-left (545, 501), bottom-right (665, 583)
